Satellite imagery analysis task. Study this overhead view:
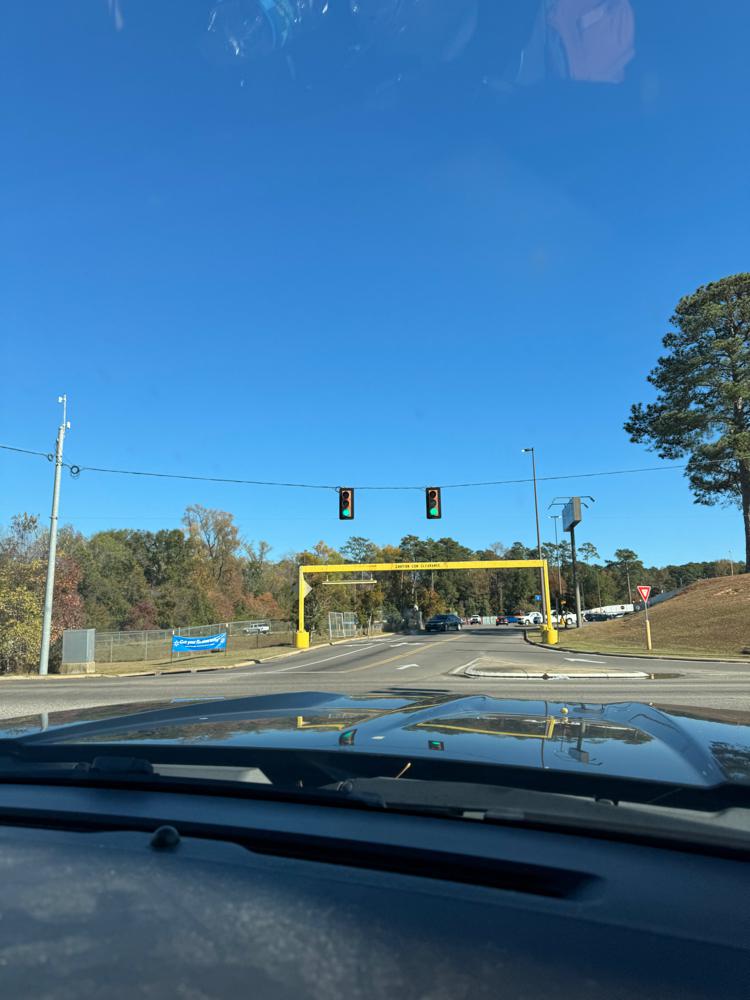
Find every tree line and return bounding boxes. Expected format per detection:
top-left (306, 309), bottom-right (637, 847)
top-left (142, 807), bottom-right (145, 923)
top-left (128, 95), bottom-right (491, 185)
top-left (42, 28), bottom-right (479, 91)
top-left (0, 506), bottom-right (741, 673)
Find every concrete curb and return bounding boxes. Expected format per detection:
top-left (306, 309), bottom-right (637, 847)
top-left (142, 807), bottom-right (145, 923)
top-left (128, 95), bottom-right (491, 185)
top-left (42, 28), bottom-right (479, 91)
top-left (523, 631), bottom-right (750, 665)
top-left (463, 665), bottom-right (648, 680)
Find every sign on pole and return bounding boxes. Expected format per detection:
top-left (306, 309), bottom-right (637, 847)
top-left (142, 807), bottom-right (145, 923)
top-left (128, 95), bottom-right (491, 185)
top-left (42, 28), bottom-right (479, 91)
top-left (562, 497), bottom-right (582, 532)
top-left (636, 586), bottom-right (653, 651)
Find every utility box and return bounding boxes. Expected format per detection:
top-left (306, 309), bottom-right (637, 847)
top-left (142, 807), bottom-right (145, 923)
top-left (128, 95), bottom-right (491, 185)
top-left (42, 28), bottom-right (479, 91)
top-left (59, 629), bottom-right (96, 674)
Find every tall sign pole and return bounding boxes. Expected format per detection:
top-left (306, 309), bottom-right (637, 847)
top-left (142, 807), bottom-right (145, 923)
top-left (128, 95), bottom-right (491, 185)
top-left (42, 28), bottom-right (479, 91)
top-left (522, 448), bottom-right (549, 628)
top-left (569, 522), bottom-right (583, 628)
top-left (637, 585), bottom-right (652, 651)
top-left (39, 395), bottom-right (69, 676)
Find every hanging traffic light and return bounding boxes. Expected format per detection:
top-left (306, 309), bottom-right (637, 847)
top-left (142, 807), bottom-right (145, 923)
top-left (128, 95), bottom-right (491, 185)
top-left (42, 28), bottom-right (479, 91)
top-left (338, 487), bottom-right (354, 520)
top-left (425, 486), bottom-right (442, 519)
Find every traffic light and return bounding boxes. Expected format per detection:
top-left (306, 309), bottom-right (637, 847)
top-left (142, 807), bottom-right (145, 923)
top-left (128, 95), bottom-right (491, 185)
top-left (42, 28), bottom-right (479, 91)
top-left (338, 487), bottom-right (354, 520)
top-left (425, 486), bottom-right (442, 519)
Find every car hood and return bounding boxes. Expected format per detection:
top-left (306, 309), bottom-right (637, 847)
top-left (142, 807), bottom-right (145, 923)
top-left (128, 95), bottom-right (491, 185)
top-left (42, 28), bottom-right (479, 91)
top-left (2, 692), bottom-right (750, 787)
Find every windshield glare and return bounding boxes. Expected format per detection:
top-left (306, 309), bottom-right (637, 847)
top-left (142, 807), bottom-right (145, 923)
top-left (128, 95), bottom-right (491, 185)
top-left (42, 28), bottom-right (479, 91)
top-left (1, 1), bottom-right (750, 825)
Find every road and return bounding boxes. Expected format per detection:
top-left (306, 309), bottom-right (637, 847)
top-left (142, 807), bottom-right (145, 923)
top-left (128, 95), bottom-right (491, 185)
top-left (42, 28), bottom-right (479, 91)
top-left (1, 628), bottom-right (749, 719)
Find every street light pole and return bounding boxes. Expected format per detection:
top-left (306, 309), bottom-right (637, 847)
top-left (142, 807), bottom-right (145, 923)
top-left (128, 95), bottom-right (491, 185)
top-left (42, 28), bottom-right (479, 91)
top-left (39, 395), bottom-right (69, 676)
top-left (549, 514), bottom-right (563, 593)
top-left (522, 448), bottom-right (547, 625)
top-left (549, 514), bottom-right (563, 621)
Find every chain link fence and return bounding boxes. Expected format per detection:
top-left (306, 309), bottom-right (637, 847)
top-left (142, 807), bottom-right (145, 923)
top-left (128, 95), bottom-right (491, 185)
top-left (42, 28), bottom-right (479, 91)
top-left (327, 611), bottom-right (359, 640)
top-left (95, 620), bottom-right (293, 665)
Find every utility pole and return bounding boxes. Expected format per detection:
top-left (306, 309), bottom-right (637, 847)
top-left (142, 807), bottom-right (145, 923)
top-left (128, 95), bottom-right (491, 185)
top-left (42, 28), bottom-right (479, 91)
top-left (624, 560), bottom-right (633, 605)
top-left (39, 395), bottom-right (69, 676)
top-left (522, 448), bottom-right (548, 625)
top-left (549, 514), bottom-right (563, 613)
top-left (569, 523), bottom-right (583, 628)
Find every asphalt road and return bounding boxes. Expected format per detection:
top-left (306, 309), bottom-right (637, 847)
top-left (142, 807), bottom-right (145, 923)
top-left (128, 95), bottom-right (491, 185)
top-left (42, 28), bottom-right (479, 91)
top-left (1, 628), bottom-right (749, 720)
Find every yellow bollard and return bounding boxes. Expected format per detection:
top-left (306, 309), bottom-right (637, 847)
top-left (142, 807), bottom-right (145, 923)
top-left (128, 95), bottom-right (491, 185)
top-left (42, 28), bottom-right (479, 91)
top-left (295, 630), bottom-right (310, 649)
top-left (541, 626), bottom-right (559, 646)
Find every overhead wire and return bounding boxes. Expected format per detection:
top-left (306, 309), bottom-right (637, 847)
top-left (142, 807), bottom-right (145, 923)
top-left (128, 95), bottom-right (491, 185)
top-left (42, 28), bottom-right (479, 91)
top-left (0, 441), bottom-right (745, 492)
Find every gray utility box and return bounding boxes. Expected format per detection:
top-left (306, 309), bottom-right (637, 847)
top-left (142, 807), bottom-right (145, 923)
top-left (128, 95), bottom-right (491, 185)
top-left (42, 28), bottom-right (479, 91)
top-left (60, 629), bottom-right (96, 674)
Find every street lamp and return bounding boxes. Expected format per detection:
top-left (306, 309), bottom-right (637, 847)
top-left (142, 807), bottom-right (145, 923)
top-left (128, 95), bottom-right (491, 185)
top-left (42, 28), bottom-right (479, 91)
top-left (522, 447), bottom-right (547, 624)
top-left (548, 514), bottom-right (563, 595)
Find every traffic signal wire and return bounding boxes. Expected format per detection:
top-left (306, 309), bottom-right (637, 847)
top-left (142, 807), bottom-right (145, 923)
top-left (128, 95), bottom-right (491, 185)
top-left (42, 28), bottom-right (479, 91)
top-left (5, 441), bottom-right (746, 492)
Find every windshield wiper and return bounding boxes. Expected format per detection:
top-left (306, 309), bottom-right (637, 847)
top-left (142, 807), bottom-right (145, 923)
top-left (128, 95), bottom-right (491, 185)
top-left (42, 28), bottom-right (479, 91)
top-left (327, 777), bottom-right (750, 857)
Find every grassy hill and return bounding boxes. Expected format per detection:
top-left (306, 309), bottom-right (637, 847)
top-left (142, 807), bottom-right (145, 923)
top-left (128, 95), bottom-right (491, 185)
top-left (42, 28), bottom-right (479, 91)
top-left (558, 574), bottom-right (750, 659)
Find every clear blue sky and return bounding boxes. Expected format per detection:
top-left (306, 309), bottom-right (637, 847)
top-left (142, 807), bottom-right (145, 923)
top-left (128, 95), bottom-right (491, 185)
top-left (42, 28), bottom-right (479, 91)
top-left (2, 1), bottom-right (749, 567)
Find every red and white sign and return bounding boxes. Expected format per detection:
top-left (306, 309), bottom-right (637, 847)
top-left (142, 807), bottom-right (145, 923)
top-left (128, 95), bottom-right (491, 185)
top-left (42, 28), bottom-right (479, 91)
top-left (637, 585), bottom-right (652, 604)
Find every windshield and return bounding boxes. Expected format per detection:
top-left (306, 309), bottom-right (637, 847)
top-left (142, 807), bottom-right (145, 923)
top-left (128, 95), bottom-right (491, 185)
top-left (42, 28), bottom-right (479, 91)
top-left (1, 2), bottom-right (750, 828)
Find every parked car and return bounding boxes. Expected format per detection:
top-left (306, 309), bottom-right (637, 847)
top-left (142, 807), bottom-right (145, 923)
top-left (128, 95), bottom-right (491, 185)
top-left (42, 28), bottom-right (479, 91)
top-left (425, 614), bottom-right (462, 633)
top-left (495, 616), bottom-right (509, 626)
top-left (469, 615), bottom-right (481, 625)
top-left (242, 623), bottom-right (271, 634)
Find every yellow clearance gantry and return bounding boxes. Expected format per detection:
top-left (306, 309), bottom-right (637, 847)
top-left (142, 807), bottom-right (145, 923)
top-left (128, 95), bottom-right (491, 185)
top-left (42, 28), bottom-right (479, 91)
top-left (295, 559), bottom-right (558, 648)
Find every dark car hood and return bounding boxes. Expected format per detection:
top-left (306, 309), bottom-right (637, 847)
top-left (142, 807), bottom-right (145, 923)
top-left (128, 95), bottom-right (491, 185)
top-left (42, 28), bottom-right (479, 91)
top-left (3, 692), bottom-right (750, 788)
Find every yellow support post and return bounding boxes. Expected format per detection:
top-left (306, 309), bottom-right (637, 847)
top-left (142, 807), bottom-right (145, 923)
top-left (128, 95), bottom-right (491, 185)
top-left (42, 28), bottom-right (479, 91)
top-left (295, 566), bottom-right (309, 649)
top-left (540, 560), bottom-right (558, 645)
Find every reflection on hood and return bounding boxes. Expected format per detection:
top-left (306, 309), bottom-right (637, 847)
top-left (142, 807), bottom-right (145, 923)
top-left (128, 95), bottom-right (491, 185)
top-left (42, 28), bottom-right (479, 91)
top-left (3, 692), bottom-right (750, 789)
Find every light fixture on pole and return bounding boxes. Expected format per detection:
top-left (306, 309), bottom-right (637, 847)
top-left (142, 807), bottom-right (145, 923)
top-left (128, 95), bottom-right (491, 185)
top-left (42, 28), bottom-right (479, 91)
top-left (549, 496), bottom-right (596, 628)
top-left (522, 447), bottom-right (547, 625)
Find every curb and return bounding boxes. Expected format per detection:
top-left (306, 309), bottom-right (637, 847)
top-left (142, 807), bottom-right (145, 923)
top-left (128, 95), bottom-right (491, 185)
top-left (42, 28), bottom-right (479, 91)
top-left (464, 665), bottom-right (649, 680)
top-left (523, 631), bottom-right (750, 665)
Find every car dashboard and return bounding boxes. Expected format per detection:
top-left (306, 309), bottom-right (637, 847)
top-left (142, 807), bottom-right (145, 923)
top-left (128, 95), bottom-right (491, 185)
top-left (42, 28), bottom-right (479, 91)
top-left (0, 779), bottom-right (748, 998)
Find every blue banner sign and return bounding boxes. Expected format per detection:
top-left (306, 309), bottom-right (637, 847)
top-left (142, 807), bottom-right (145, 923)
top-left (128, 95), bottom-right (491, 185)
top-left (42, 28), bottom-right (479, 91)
top-left (172, 632), bottom-right (227, 653)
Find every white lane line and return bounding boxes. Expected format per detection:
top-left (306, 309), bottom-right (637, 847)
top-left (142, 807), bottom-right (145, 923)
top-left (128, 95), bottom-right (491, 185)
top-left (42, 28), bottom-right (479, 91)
top-left (564, 657), bottom-right (606, 664)
top-left (390, 642), bottom-right (410, 647)
top-left (396, 663), bottom-right (419, 671)
top-left (257, 646), bottom-right (380, 673)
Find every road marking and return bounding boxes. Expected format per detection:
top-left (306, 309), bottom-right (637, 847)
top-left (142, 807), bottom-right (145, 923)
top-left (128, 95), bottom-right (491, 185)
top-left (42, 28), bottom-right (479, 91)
top-left (336, 633), bottom-right (465, 674)
top-left (564, 657), bottom-right (606, 664)
top-left (396, 663), bottom-right (419, 671)
top-left (451, 659), bottom-right (481, 675)
top-left (390, 642), bottom-right (410, 647)
top-left (259, 646), bottom-right (380, 673)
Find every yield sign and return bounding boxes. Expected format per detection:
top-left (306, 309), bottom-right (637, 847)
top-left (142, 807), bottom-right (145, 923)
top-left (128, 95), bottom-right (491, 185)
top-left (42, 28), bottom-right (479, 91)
top-left (637, 585), bottom-right (651, 603)
top-left (301, 579), bottom-right (312, 598)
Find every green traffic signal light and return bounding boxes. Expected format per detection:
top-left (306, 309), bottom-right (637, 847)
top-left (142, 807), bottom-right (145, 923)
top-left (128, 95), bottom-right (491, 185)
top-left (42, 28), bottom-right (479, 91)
top-left (425, 487), bottom-right (442, 519)
top-left (338, 488), bottom-right (355, 520)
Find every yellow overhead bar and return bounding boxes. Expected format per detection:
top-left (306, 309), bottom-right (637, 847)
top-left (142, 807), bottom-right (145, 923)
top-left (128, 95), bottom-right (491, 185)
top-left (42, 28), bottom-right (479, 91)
top-left (296, 559), bottom-right (557, 648)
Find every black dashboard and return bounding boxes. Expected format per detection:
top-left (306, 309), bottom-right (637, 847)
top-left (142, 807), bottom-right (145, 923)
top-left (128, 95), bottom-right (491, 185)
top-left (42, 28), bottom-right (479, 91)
top-left (1, 782), bottom-right (748, 999)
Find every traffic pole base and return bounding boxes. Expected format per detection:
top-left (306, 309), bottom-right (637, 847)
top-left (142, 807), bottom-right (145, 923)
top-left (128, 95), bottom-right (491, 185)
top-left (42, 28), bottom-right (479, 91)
top-left (295, 631), bottom-right (310, 649)
top-left (541, 626), bottom-right (559, 646)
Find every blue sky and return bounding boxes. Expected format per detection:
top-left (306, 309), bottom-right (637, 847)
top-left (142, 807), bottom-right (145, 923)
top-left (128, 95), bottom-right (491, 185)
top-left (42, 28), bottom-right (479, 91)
top-left (2, 1), bottom-right (749, 567)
